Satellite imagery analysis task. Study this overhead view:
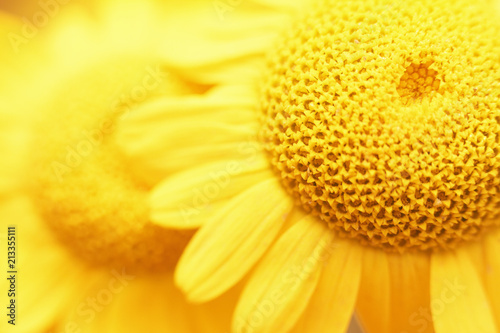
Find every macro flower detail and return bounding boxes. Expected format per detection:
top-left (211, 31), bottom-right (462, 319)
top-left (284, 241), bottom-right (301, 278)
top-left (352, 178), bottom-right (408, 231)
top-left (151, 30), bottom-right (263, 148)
top-left (4, 0), bottom-right (500, 331)
top-left (167, 0), bottom-right (500, 332)
top-left (261, 0), bottom-right (500, 251)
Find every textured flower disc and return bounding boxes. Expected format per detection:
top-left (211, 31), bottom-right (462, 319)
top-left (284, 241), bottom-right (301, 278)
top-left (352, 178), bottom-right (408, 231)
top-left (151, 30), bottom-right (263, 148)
top-left (261, 0), bottom-right (500, 252)
top-left (32, 58), bottom-right (198, 272)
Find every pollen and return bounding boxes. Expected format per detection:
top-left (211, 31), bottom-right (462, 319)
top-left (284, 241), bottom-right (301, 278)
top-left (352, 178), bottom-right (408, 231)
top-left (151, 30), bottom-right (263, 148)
top-left (31, 58), bottom-right (195, 272)
top-left (261, 0), bottom-right (500, 251)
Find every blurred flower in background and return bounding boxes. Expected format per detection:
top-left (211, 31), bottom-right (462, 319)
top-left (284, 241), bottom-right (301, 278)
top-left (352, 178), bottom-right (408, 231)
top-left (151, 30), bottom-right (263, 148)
top-left (0, 1), bottom-right (242, 332)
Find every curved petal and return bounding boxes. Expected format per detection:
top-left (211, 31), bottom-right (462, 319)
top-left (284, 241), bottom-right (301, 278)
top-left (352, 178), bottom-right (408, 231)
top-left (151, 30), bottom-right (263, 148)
top-left (387, 252), bottom-right (433, 333)
top-left (187, 278), bottom-right (243, 333)
top-left (118, 84), bottom-right (259, 126)
top-left (121, 119), bottom-right (255, 159)
top-left (252, 0), bottom-right (311, 12)
top-left (233, 215), bottom-right (335, 333)
top-left (356, 247), bottom-right (391, 333)
top-left (157, 1), bottom-right (292, 84)
top-left (86, 274), bottom-right (190, 333)
top-left (431, 248), bottom-right (498, 333)
top-left (116, 84), bottom-right (262, 184)
top-left (66, 271), bottom-right (239, 333)
top-left (150, 153), bottom-right (271, 229)
top-left (291, 239), bottom-right (363, 333)
top-left (357, 249), bottom-right (434, 333)
top-left (175, 178), bottom-right (293, 303)
top-left (483, 228), bottom-right (500, 330)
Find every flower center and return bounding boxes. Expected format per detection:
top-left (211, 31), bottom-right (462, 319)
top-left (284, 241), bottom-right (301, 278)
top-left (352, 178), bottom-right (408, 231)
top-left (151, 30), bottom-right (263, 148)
top-left (32, 57), bottom-right (198, 272)
top-left (397, 62), bottom-right (441, 105)
top-left (261, 0), bottom-right (500, 252)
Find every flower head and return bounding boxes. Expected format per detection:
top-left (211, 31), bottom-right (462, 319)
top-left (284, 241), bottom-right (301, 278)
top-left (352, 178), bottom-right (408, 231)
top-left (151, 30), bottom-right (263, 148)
top-left (261, 0), bottom-right (500, 252)
top-left (165, 0), bottom-right (500, 332)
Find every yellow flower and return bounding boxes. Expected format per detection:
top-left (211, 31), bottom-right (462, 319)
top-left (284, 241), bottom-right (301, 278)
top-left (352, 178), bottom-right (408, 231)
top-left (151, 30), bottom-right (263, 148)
top-left (0, 1), bottom-right (238, 332)
top-left (153, 0), bottom-right (500, 332)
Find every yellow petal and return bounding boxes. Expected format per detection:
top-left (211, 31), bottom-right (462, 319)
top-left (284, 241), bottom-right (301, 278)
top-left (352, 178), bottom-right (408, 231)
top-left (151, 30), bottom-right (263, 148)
top-left (463, 240), bottom-right (487, 282)
top-left (120, 120), bottom-right (254, 160)
top-left (150, 154), bottom-right (272, 229)
top-left (92, 274), bottom-right (192, 333)
top-left (431, 248), bottom-right (498, 333)
top-left (0, 14), bottom-right (32, 196)
top-left (233, 215), bottom-right (335, 333)
top-left (45, 270), bottom-right (113, 333)
top-left (116, 85), bottom-right (262, 184)
top-left (254, 0), bottom-right (311, 12)
top-left (118, 84), bottom-right (259, 126)
top-left (84, 271), bottom-right (238, 333)
top-left (158, 3), bottom-right (290, 84)
top-left (387, 252), bottom-right (433, 333)
top-left (189, 278), bottom-right (243, 333)
top-left (162, 142), bottom-right (264, 180)
top-left (484, 228), bottom-right (500, 329)
top-left (291, 239), bottom-right (363, 333)
top-left (176, 178), bottom-right (293, 303)
top-left (356, 247), bottom-right (390, 333)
